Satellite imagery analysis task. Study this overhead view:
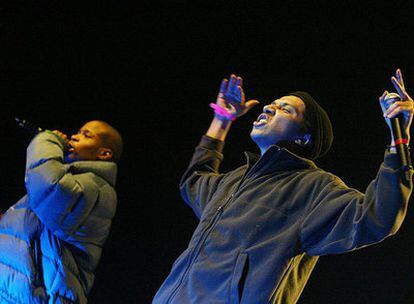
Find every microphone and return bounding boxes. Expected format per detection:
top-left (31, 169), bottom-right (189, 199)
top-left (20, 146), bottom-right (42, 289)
top-left (384, 93), bottom-right (412, 183)
top-left (15, 118), bottom-right (71, 154)
top-left (14, 117), bottom-right (43, 135)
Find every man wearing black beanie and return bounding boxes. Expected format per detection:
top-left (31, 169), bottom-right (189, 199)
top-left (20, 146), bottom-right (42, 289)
top-left (153, 70), bottom-right (413, 304)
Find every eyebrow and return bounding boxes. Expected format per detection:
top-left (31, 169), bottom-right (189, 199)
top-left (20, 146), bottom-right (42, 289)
top-left (78, 129), bottom-right (94, 136)
top-left (271, 100), bottom-right (298, 114)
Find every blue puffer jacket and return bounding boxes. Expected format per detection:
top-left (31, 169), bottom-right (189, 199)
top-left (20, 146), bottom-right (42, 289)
top-left (0, 131), bottom-right (117, 304)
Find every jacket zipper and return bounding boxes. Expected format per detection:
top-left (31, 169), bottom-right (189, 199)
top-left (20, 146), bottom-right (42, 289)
top-left (166, 188), bottom-right (242, 303)
top-left (166, 153), bottom-right (269, 303)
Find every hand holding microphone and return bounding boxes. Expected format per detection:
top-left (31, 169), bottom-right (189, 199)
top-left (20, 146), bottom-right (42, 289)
top-left (15, 117), bottom-right (71, 152)
top-left (51, 130), bottom-right (70, 148)
top-left (380, 69), bottom-right (414, 183)
top-left (382, 92), bottom-right (408, 143)
top-left (381, 70), bottom-right (413, 134)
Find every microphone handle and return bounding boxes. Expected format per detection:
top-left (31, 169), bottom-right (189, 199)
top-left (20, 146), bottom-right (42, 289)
top-left (391, 116), bottom-right (412, 184)
top-left (15, 117), bottom-right (43, 134)
top-left (15, 117), bottom-right (71, 153)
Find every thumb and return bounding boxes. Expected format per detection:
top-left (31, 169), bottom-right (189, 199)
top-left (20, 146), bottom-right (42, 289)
top-left (245, 100), bottom-right (260, 111)
top-left (378, 90), bottom-right (388, 113)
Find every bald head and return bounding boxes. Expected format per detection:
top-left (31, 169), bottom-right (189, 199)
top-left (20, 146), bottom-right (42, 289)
top-left (65, 120), bottom-right (123, 164)
top-left (93, 120), bottom-right (124, 163)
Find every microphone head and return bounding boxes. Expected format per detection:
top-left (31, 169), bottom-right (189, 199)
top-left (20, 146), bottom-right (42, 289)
top-left (384, 92), bottom-right (401, 102)
top-left (14, 117), bottom-right (43, 134)
top-left (384, 92), bottom-right (401, 112)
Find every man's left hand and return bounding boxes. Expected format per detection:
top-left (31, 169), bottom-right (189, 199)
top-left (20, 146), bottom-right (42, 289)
top-left (380, 68), bottom-right (414, 142)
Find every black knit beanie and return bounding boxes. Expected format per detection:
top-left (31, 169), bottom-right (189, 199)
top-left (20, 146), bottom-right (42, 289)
top-left (288, 91), bottom-right (334, 160)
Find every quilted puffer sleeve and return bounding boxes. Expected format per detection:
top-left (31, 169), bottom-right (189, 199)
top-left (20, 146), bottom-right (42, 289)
top-left (25, 131), bottom-right (102, 242)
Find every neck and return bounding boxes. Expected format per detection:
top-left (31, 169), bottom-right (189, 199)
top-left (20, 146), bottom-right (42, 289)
top-left (257, 140), bottom-right (306, 158)
top-left (258, 145), bottom-right (270, 156)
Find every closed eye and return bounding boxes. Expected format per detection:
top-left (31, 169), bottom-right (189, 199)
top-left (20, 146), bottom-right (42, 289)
top-left (271, 101), bottom-right (294, 114)
top-left (78, 130), bottom-right (93, 138)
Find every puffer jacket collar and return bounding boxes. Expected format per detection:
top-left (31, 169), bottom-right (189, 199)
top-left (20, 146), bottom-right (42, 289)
top-left (65, 161), bottom-right (118, 187)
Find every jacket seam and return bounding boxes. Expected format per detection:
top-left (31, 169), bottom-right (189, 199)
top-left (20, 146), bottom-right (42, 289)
top-left (0, 231), bottom-right (30, 246)
top-left (0, 260), bottom-right (33, 280)
top-left (303, 236), bottom-right (355, 255)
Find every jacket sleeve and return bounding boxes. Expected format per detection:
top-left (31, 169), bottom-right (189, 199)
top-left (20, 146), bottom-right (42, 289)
top-left (300, 150), bottom-right (413, 256)
top-left (180, 135), bottom-right (227, 218)
top-left (25, 131), bottom-right (100, 242)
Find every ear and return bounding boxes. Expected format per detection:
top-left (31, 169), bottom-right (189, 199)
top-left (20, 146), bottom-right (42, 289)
top-left (97, 148), bottom-right (113, 161)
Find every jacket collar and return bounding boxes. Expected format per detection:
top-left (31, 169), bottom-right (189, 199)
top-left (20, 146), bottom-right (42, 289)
top-left (244, 144), bottom-right (317, 174)
top-left (65, 161), bottom-right (118, 187)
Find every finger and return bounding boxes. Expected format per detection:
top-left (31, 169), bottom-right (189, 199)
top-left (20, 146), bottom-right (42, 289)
top-left (395, 69), bottom-right (414, 101)
top-left (384, 104), bottom-right (411, 118)
top-left (391, 76), bottom-right (408, 100)
top-left (237, 86), bottom-right (245, 103)
top-left (229, 74), bottom-right (241, 95)
top-left (217, 79), bottom-right (228, 101)
top-left (378, 91), bottom-right (388, 112)
top-left (396, 68), bottom-right (405, 88)
top-left (385, 107), bottom-right (407, 119)
top-left (384, 100), bottom-right (403, 114)
top-left (236, 76), bottom-right (243, 88)
top-left (379, 90), bottom-right (388, 102)
top-left (218, 79), bottom-right (228, 95)
top-left (245, 100), bottom-right (260, 111)
top-left (241, 87), bottom-right (245, 103)
top-left (385, 97), bottom-right (401, 109)
top-left (229, 74), bottom-right (237, 90)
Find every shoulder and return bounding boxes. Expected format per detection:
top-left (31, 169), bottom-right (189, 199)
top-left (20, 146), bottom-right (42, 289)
top-left (300, 167), bottom-right (350, 190)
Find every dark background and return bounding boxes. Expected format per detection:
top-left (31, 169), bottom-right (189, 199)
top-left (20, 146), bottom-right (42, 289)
top-left (2, 1), bottom-right (414, 303)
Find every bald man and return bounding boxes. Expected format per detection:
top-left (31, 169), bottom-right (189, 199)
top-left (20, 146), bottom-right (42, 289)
top-left (0, 120), bottom-right (123, 304)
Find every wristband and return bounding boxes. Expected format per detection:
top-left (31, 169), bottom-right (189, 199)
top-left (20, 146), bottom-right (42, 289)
top-left (209, 103), bottom-right (236, 121)
top-left (394, 138), bottom-right (409, 145)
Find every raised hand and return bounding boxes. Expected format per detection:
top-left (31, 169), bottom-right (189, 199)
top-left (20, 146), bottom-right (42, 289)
top-left (215, 74), bottom-right (259, 120)
top-left (380, 69), bottom-right (414, 140)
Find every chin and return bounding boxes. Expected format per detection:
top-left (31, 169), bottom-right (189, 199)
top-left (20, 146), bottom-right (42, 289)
top-left (250, 129), bottom-right (257, 140)
top-left (250, 129), bottom-right (263, 146)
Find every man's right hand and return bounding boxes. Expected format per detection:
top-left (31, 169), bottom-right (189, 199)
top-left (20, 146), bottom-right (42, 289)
top-left (215, 74), bottom-right (260, 121)
top-left (52, 130), bottom-right (70, 148)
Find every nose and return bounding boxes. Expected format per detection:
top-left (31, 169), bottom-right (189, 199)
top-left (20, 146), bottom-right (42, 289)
top-left (71, 134), bottom-right (79, 141)
top-left (263, 104), bottom-right (276, 115)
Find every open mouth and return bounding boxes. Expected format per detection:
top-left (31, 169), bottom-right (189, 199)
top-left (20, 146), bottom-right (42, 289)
top-left (253, 113), bottom-right (269, 127)
top-left (67, 143), bottom-right (75, 153)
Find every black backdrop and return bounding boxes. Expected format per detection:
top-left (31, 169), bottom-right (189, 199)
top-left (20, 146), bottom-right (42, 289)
top-left (2, 1), bottom-right (414, 303)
